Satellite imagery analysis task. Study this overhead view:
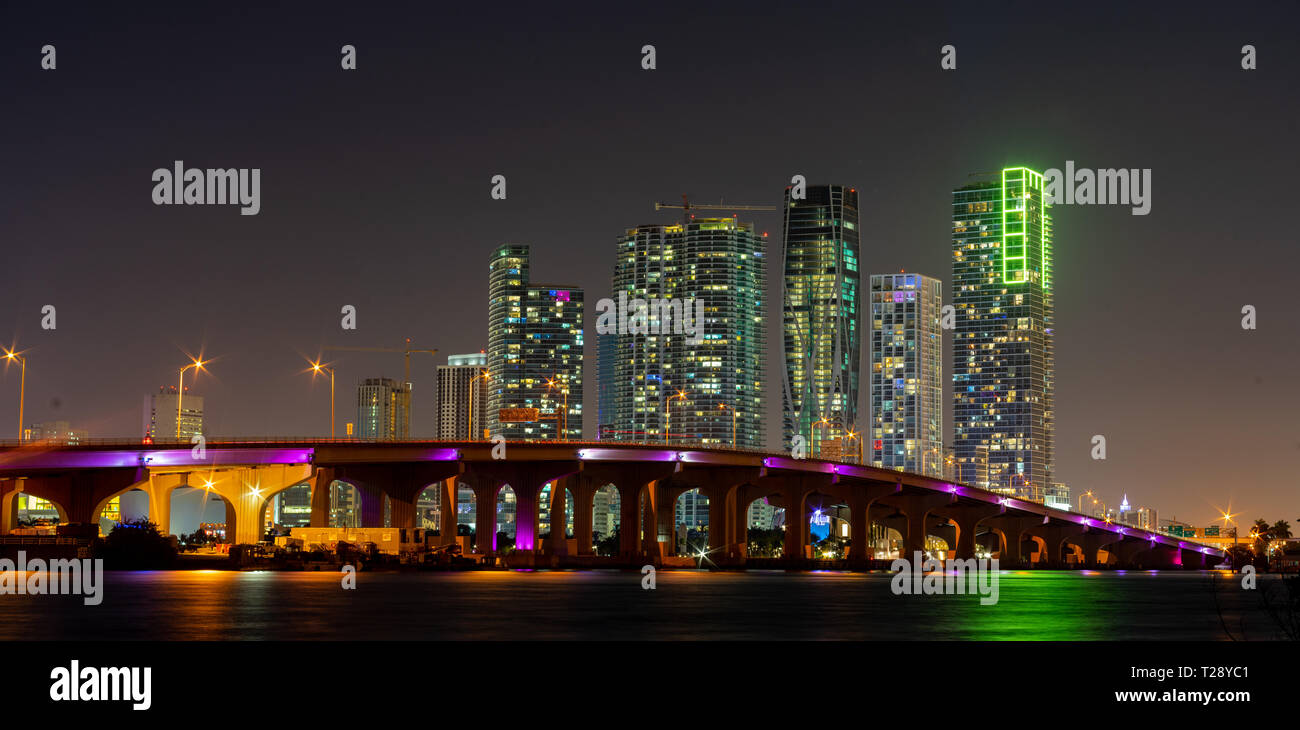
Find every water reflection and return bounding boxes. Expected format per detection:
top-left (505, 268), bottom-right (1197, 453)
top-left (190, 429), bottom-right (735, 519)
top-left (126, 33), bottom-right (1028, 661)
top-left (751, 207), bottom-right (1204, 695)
top-left (0, 570), bottom-right (1281, 641)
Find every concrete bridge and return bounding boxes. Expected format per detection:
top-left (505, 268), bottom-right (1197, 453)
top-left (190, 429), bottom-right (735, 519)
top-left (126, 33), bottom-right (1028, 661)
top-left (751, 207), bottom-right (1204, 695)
top-left (0, 439), bottom-right (1224, 569)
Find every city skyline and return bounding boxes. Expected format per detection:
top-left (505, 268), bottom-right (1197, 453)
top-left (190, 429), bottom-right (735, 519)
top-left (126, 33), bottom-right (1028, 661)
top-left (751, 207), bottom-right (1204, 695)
top-left (1, 3), bottom-right (1294, 530)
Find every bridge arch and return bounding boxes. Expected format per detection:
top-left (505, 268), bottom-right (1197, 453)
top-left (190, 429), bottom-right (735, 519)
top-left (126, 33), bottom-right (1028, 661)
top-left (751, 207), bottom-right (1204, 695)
top-left (92, 487), bottom-right (152, 534)
top-left (169, 485), bottom-right (230, 541)
top-left (591, 483), bottom-right (620, 555)
top-left (495, 484), bottom-right (517, 551)
top-left (672, 488), bottom-right (709, 557)
top-left (538, 482), bottom-right (574, 541)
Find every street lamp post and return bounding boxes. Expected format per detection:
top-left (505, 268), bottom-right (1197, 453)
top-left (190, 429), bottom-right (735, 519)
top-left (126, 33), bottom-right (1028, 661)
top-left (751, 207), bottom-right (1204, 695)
top-left (717, 403), bottom-right (737, 448)
top-left (815, 417), bottom-right (831, 458)
top-left (309, 360), bottom-right (336, 438)
top-left (3, 348), bottom-right (25, 443)
top-left (1077, 490), bottom-right (1094, 514)
top-left (845, 428), bottom-right (863, 464)
top-left (546, 375), bottom-right (570, 441)
top-left (468, 369), bottom-right (490, 440)
top-left (666, 390), bottom-right (687, 445)
top-left (177, 357), bottom-right (207, 440)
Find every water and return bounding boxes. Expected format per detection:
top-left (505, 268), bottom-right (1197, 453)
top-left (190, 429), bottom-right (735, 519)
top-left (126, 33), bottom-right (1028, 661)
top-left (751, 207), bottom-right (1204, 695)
top-left (0, 569), bottom-right (1288, 641)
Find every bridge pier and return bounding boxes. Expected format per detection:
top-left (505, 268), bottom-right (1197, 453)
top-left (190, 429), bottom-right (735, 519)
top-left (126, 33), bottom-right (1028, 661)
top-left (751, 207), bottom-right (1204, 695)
top-left (979, 515), bottom-right (1037, 567)
top-left (545, 476), bottom-right (570, 555)
top-left (1108, 538), bottom-right (1154, 567)
top-left (308, 467), bottom-right (335, 528)
top-left (778, 474), bottom-right (838, 565)
top-left (875, 492), bottom-right (957, 559)
top-left (932, 502), bottom-right (1005, 560)
top-left (199, 465), bottom-right (314, 545)
top-left (460, 461), bottom-right (582, 556)
top-left (675, 466), bottom-right (761, 564)
top-left (437, 476), bottom-right (459, 546)
top-left (1024, 522), bottom-right (1086, 568)
top-left (571, 476), bottom-right (597, 555)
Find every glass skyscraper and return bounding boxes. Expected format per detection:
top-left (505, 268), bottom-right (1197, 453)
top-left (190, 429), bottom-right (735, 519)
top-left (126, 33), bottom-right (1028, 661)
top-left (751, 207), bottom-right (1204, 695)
top-left (598, 224), bottom-right (674, 441)
top-left (598, 218), bottom-right (766, 448)
top-left (869, 272), bottom-right (943, 476)
top-left (951, 167), bottom-right (1055, 501)
top-left (781, 184), bottom-right (861, 456)
top-left (487, 244), bottom-right (584, 441)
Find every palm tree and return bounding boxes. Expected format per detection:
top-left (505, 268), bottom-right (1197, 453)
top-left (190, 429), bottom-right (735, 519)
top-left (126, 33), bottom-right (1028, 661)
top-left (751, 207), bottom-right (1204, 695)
top-left (1271, 520), bottom-right (1292, 540)
top-left (1251, 519), bottom-right (1272, 554)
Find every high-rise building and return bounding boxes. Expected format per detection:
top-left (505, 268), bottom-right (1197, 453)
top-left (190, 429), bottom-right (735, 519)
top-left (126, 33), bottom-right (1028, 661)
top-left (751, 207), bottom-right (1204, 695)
top-left (781, 184), bottom-right (861, 454)
top-left (598, 218), bottom-right (766, 448)
top-left (143, 387), bottom-right (203, 441)
top-left (487, 245), bottom-right (584, 440)
top-left (437, 352), bottom-right (488, 440)
top-left (868, 272), bottom-right (943, 476)
top-left (599, 224), bottom-right (673, 441)
top-left (357, 377), bottom-right (410, 440)
top-left (951, 167), bottom-right (1055, 501)
top-left (25, 421), bottom-right (88, 444)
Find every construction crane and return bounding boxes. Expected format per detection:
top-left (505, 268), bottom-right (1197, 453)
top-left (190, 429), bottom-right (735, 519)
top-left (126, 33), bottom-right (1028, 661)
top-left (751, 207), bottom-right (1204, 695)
top-left (654, 195), bottom-right (776, 222)
top-left (323, 338), bottom-right (438, 437)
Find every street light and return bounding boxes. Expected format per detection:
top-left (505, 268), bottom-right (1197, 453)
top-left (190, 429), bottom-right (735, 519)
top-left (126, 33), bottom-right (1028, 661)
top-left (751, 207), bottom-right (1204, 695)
top-left (1077, 490), bottom-right (1094, 513)
top-left (468, 368), bottom-right (490, 439)
top-left (307, 359), bottom-right (336, 439)
top-left (177, 357), bottom-right (207, 439)
top-left (845, 428), bottom-right (863, 464)
top-left (545, 375), bottom-right (570, 441)
top-left (1217, 510), bottom-right (1238, 552)
top-left (815, 417), bottom-right (831, 458)
top-left (666, 390), bottom-right (687, 445)
top-left (3, 348), bottom-right (26, 443)
top-left (717, 403), bottom-right (737, 448)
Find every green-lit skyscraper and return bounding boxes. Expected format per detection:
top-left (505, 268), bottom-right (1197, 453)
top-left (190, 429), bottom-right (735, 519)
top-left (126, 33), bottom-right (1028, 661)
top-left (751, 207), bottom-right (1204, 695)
top-left (487, 244), bottom-right (584, 441)
top-left (951, 167), bottom-right (1054, 501)
top-left (781, 184), bottom-right (861, 456)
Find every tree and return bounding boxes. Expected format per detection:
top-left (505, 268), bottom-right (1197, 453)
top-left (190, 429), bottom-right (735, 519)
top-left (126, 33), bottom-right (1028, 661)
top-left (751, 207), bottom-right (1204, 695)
top-left (98, 518), bottom-right (176, 569)
top-left (1271, 520), bottom-right (1292, 540)
top-left (595, 526), bottom-right (620, 556)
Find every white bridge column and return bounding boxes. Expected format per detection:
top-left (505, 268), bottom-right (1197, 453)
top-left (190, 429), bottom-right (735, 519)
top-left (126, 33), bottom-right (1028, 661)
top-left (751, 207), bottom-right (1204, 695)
top-left (202, 465), bottom-right (315, 545)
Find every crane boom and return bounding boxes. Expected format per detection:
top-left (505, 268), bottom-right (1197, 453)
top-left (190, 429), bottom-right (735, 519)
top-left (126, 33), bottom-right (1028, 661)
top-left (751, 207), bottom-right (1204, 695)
top-left (654, 195), bottom-right (776, 225)
top-left (654, 202), bottom-right (777, 212)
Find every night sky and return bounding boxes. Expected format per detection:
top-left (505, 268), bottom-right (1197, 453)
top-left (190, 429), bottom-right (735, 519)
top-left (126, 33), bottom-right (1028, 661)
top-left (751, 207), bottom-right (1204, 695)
top-left (1, 1), bottom-right (1296, 527)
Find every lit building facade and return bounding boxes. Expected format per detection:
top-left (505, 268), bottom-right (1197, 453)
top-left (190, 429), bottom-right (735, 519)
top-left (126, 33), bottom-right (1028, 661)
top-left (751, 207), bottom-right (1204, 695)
top-left (951, 167), bottom-right (1055, 501)
top-left (487, 244), bottom-right (584, 441)
top-left (25, 421), bottom-right (88, 444)
top-left (599, 224), bottom-right (673, 441)
top-left (143, 387), bottom-right (203, 441)
top-left (1045, 482), bottom-right (1071, 511)
top-left (868, 272), bottom-right (943, 476)
top-left (357, 377), bottom-right (410, 440)
top-left (781, 184), bottom-right (861, 454)
top-left (437, 352), bottom-right (488, 440)
top-left (598, 219), bottom-right (766, 448)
